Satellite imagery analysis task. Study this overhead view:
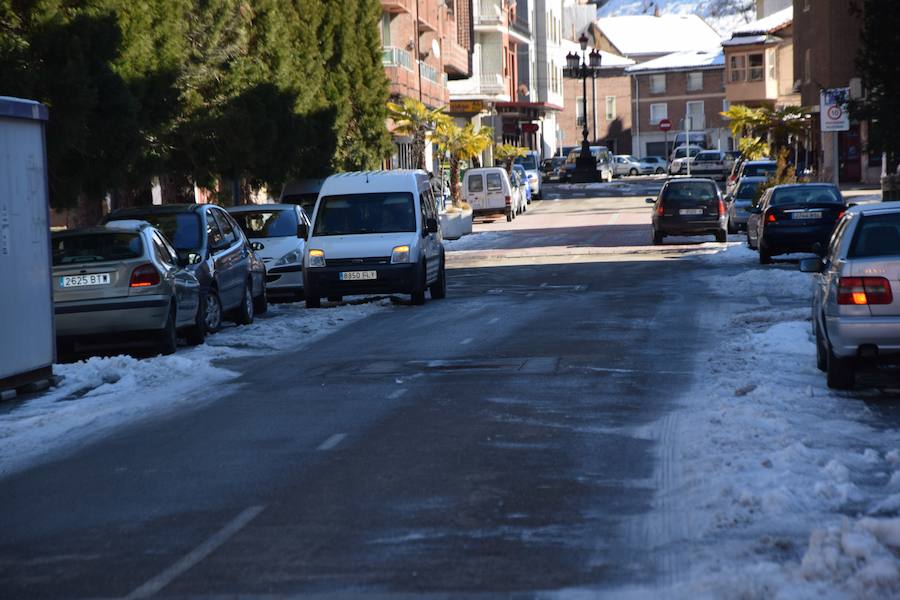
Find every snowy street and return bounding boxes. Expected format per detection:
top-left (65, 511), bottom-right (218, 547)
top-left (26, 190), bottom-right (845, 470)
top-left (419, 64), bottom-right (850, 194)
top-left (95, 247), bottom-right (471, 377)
top-left (1, 182), bottom-right (899, 598)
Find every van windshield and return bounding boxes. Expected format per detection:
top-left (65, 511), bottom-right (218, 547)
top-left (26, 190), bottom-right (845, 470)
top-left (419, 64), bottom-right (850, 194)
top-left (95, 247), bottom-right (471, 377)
top-left (514, 155), bottom-right (537, 170)
top-left (313, 192), bottom-right (416, 236)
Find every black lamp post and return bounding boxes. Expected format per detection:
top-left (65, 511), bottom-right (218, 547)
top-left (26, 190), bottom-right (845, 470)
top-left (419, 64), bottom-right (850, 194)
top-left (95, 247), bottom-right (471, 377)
top-left (564, 34), bottom-right (603, 183)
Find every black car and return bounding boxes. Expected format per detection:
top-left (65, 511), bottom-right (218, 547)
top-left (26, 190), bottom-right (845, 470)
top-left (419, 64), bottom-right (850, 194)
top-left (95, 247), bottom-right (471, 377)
top-left (647, 178), bottom-right (728, 244)
top-left (103, 204), bottom-right (267, 332)
top-left (541, 157), bottom-right (566, 182)
top-left (748, 183), bottom-right (847, 264)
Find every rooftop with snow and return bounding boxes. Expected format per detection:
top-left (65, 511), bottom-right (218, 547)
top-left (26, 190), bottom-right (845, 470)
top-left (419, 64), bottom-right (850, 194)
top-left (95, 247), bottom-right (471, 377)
top-left (625, 47), bottom-right (725, 74)
top-left (594, 13), bottom-right (724, 57)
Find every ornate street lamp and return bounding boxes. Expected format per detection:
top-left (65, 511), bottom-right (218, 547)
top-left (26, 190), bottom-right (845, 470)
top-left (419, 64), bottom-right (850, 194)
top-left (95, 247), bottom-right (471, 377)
top-left (563, 33), bottom-right (603, 183)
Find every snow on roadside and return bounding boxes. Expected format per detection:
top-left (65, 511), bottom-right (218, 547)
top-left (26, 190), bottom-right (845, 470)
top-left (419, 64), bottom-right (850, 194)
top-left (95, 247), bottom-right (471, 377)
top-left (0, 300), bottom-right (388, 479)
top-left (626, 243), bottom-right (900, 599)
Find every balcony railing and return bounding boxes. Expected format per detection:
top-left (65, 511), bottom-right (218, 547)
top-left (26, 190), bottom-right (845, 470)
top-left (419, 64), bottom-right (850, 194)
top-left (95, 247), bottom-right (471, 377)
top-left (382, 47), bottom-right (413, 71)
top-left (479, 72), bottom-right (506, 95)
top-left (474, 0), bottom-right (503, 26)
top-left (420, 62), bottom-right (440, 84)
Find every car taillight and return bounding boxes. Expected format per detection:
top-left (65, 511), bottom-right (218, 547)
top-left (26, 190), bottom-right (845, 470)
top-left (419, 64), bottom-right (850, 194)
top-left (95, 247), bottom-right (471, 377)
top-left (838, 277), bottom-right (893, 305)
top-left (505, 195), bottom-right (511, 206)
top-left (656, 202), bottom-right (664, 217)
top-left (130, 264), bottom-right (161, 288)
top-left (766, 212), bottom-right (777, 223)
top-left (718, 199), bottom-right (726, 216)
top-left (837, 210), bottom-right (846, 220)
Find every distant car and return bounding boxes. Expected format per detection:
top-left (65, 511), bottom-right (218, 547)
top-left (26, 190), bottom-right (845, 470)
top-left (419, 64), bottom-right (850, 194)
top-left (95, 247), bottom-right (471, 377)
top-left (52, 221), bottom-right (205, 355)
top-left (725, 176), bottom-right (767, 233)
top-left (463, 167), bottom-right (518, 222)
top-left (689, 150), bottom-right (730, 181)
top-left (612, 155), bottom-right (643, 177)
top-left (564, 146), bottom-right (613, 182)
top-left (228, 204), bottom-right (310, 301)
top-left (512, 164), bottom-right (532, 206)
top-left (104, 204), bottom-right (267, 333)
top-left (668, 145), bottom-right (704, 174)
top-left (280, 178), bottom-right (325, 218)
top-left (640, 156), bottom-right (667, 175)
top-left (541, 156), bottom-right (566, 182)
top-left (802, 203), bottom-right (900, 389)
top-left (647, 178), bottom-right (727, 244)
top-left (748, 183), bottom-right (847, 264)
top-left (514, 151), bottom-right (543, 199)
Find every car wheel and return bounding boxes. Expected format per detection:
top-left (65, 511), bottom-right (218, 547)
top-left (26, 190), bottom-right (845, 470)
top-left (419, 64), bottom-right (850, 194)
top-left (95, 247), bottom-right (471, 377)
top-left (826, 345), bottom-right (856, 389)
top-left (204, 289), bottom-right (223, 333)
top-left (430, 256), bottom-right (447, 300)
top-left (727, 217), bottom-right (736, 234)
top-left (506, 209), bottom-right (513, 222)
top-left (185, 293), bottom-right (207, 346)
top-left (652, 229), bottom-right (664, 245)
top-left (746, 230), bottom-right (757, 250)
top-left (253, 281), bottom-right (268, 315)
top-left (629, 168), bottom-right (638, 176)
top-left (411, 263), bottom-right (427, 305)
top-left (655, 168), bottom-right (664, 175)
top-left (815, 323), bottom-right (827, 372)
top-left (234, 281), bottom-right (254, 325)
top-left (715, 228), bottom-right (727, 243)
top-left (156, 306), bottom-right (178, 356)
top-left (758, 241), bottom-right (772, 264)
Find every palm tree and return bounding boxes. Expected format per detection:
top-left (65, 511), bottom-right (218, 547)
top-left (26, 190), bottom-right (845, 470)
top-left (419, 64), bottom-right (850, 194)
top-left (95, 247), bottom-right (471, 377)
top-left (433, 116), bottom-right (492, 207)
top-left (386, 98), bottom-right (446, 170)
top-left (721, 104), bottom-right (810, 158)
top-left (493, 143), bottom-right (528, 174)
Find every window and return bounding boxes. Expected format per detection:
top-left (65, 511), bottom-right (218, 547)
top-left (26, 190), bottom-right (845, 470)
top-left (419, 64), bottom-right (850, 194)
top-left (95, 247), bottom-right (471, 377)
top-left (381, 13), bottom-right (391, 46)
top-left (576, 97), bottom-right (585, 126)
top-left (206, 214), bottom-right (224, 249)
top-left (231, 210), bottom-right (299, 238)
top-left (723, 99), bottom-right (730, 113)
top-left (211, 209), bottom-right (238, 246)
top-left (650, 74), bottom-right (666, 94)
top-left (52, 233), bottom-right (143, 266)
top-left (151, 233), bottom-right (177, 267)
top-left (748, 53), bottom-right (764, 81)
top-left (686, 101), bottom-right (705, 130)
top-left (730, 55), bottom-right (746, 82)
top-left (649, 103), bottom-right (668, 124)
top-left (486, 173), bottom-right (503, 192)
top-left (767, 48), bottom-right (776, 80)
top-left (687, 72), bottom-right (703, 92)
top-left (605, 96), bottom-right (616, 121)
top-left (468, 175), bottom-right (484, 193)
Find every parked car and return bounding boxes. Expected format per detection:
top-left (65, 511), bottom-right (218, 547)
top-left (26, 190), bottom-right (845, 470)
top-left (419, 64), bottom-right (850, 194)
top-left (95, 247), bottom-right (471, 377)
top-left (541, 156), bottom-right (566, 182)
top-left (463, 167), bottom-right (518, 222)
top-left (725, 176), bottom-right (767, 233)
top-left (563, 146), bottom-right (613, 182)
top-left (612, 155), bottom-right (643, 177)
top-left (280, 178), bottom-right (325, 218)
top-left (52, 221), bottom-right (205, 355)
top-left (673, 131), bottom-right (709, 149)
top-left (512, 164), bottom-right (532, 207)
top-left (725, 155), bottom-right (747, 196)
top-left (747, 183), bottom-right (847, 264)
top-left (668, 145), bottom-right (704, 174)
top-left (647, 178), bottom-right (727, 244)
top-left (688, 150), bottom-right (730, 181)
top-left (640, 156), bottom-right (668, 175)
top-left (514, 151), bottom-right (543, 199)
top-left (104, 204), bottom-right (267, 332)
top-left (802, 203), bottom-right (900, 389)
top-left (303, 170), bottom-right (446, 307)
top-left (228, 204), bottom-right (310, 301)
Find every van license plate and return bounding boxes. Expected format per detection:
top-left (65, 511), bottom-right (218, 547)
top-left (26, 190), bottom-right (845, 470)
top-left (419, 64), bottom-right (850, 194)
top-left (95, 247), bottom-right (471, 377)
top-left (679, 209), bottom-right (704, 215)
top-left (61, 273), bottom-right (111, 287)
top-left (339, 271), bottom-right (377, 281)
top-left (792, 211), bottom-right (822, 220)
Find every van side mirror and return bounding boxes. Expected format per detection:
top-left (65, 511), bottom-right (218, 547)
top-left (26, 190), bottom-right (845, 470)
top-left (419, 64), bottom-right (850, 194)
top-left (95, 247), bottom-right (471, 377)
top-left (297, 223), bottom-right (308, 238)
top-left (800, 258), bottom-right (825, 273)
top-left (425, 217), bottom-right (439, 234)
top-left (249, 241), bottom-right (264, 252)
top-left (645, 198), bottom-right (655, 204)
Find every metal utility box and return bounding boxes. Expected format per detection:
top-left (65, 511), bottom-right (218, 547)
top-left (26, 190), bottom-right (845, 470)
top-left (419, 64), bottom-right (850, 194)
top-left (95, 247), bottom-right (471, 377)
top-left (0, 97), bottom-right (54, 394)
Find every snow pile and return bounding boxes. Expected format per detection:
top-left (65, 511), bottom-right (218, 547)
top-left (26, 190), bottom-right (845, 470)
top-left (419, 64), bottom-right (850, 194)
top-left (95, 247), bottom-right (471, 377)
top-left (630, 243), bottom-right (900, 598)
top-left (0, 300), bottom-right (388, 478)
top-left (597, 0), bottom-right (755, 36)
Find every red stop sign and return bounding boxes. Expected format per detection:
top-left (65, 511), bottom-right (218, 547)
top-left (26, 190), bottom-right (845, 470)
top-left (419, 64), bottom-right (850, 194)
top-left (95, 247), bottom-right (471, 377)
top-left (658, 118), bottom-right (672, 132)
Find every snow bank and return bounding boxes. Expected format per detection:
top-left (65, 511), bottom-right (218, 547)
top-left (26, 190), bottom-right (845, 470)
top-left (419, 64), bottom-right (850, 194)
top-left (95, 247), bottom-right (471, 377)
top-left (0, 300), bottom-right (388, 478)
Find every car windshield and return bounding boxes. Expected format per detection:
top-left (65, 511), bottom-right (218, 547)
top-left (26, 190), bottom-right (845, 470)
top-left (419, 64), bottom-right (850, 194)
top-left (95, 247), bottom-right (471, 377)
top-left (110, 212), bottom-right (202, 252)
top-left (231, 210), bottom-right (298, 238)
top-left (735, 180), bottom-right (762, 200)
top-left (514, 155), bottom-right (537, 170)
top-left (771, 187), bottom-right (841, 206)
top-left (673, 147), bottom-right (701, 159)
top-left (663, 182), bottom-right (718, 203)
top-left (624, 156), bottom-right (639, 162)
top-left (313, 192), bottom-right (416, 236)
top-left (696, 153), bottom-right (720, 160)
top-left (744, 163), bottom-right (776, 177)
top-left (52, 233), bottom-right (143, 266)
top-left (849, 213), bottom-right (900, 258)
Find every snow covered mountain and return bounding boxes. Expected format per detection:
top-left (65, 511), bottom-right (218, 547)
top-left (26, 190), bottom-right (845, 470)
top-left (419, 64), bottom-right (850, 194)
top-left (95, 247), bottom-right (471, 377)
top-left (596, 0), bottom-right (756, 36)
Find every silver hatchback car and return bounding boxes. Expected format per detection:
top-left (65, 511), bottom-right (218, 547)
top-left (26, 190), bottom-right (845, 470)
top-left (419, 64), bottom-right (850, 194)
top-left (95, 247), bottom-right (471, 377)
top-left (52, 221), bottom-right (205, 355)
top-left (802, 204), bottom-right (900, 389)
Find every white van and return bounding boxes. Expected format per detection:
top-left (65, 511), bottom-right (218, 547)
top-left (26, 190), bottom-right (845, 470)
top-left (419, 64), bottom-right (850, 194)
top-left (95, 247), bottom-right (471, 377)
top-left (462, 167), bottom-right (518, 222)
top-left (303, 171), bottom-right (446, 307)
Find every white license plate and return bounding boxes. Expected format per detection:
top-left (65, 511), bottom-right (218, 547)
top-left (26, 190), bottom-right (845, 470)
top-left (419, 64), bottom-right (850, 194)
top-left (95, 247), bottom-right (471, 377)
top-left (792, 211), bottom-right (823, 220)
top-left (679, 208), bottom-right (704, 215)
top-left (61, 273), bottom-right (111, 287)
top-left (339, 270), bottom-right (377, 281)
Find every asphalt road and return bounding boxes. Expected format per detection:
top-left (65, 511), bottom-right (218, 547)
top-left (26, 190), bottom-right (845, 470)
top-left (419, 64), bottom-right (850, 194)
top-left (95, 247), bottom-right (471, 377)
top-left (0, 181), bottom-right (736, 599)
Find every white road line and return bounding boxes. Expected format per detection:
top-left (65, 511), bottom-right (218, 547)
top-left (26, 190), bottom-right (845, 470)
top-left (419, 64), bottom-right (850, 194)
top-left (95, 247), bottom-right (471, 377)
top-left (586, 366), bottom-right (687, 375)
top-left (124, 505), bottom-right (265, 600)
top-left (488, 317), bottom-right (500, 325)
top-left (757, 296), bottom-right (771, 307)
top-left (608, 213), bottom-right (621, 225)
top-left (388, 388), bottom-right (407, 400)
top-left (460, 337), bottom-right (473, 345)
top-left (317, 433), bottom-right (347, 451)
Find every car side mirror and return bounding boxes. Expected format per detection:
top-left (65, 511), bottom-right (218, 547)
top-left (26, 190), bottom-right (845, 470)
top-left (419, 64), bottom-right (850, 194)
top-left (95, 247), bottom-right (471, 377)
top-left (297, 223), bottom-right (308, 239)
top-left (425, 217), bottom-right (439, 234)
top-left (847, 202), bottom-right (857, 208)
top-left (800, 257), bottom-right (825, 273)
top-left (249, 241), bottom-right (264, 252)
top-left (186, 252), bottom-right (203, 265)
top-left (645, 198), bottom-right (655, 204)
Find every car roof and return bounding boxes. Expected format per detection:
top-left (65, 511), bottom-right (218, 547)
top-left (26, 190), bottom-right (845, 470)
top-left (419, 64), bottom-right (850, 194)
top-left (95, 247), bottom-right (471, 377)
top-left (744, 159), bottom-right (776, 165)
top-left (847, 203), bottom-right (900, 217)
top-left (770, 183), bottom-right (838, 191)
top-left (466, 166), bottom-right (506, 173)
top-left (320, 170), bottom-right (429, 195)
top-left (736, 176), bottom-right (768, 183)
top-left (53, 224), bottom-right (147, 236)
top-left (665, 177), bottom-right (720, 185)
top-left (227, 203), bottom-right (297, 213)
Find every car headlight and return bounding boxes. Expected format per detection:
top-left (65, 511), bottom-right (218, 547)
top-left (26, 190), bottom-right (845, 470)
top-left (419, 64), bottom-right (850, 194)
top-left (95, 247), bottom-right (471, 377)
top-left (274, 249), bottom-right (303, 267)
top-left (308, 249), bottom-right (325, 267)
top-left (390, 245), bottom-right (410, 264)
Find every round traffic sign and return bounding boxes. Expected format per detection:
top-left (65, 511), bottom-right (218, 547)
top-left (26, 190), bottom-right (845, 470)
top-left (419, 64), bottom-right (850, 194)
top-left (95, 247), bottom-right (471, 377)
top-left (827, 105), bottom-right (843, 120)
top-left (658, 118), bottom-right (672, 132)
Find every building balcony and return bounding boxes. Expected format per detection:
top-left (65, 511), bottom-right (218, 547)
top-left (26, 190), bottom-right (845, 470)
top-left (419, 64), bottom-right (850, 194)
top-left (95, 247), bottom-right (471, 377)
top-left (443, 39), bottom-right (471, 79)
top-left (474, 0), bottom-right (504, 27)
top-left (448, 71), bottom-right (511, 102)
top-left (382, 46), bottom-right (414, 71)
top-left (419, 61), bottom-right (441, 84)
top-left (417, 0), bottom-right (439, 32)
top-left (380, 0), bottom-right (412, 14)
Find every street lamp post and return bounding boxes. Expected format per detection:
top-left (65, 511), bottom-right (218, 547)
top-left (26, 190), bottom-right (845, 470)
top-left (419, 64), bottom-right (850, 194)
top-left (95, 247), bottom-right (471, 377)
top-left (564, 34), bottom-right (603, 183)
